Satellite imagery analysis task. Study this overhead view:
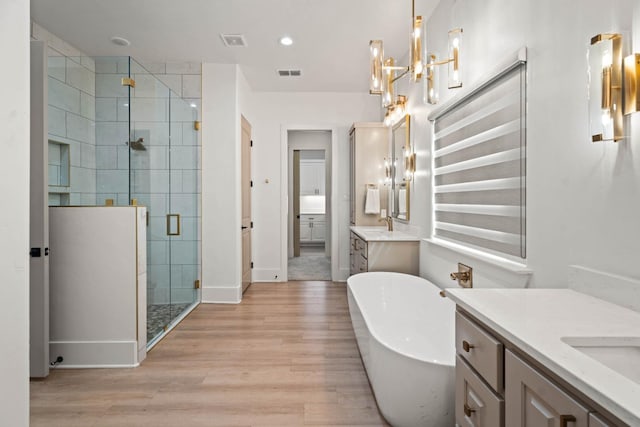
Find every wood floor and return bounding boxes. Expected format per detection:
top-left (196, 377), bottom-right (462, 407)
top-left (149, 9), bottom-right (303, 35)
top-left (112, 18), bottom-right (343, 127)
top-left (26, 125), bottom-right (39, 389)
top-left (30, 282), bottom-right (390, 426)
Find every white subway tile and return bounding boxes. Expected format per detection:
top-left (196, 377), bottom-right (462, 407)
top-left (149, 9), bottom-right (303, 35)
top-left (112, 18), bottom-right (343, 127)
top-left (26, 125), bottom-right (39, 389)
top-left (95, 74), bottom-right (128, 97)
top-left (80, 56), bottom-right (95, 72)
top-left (66, 57), bottom-right (95, 95)
top-left (130, 97), bottom-right (168, 122)
top-left (48, 77), bottom-right (81, 115)
top-left (97, 169), bottom-right (129, 193)
top-left (171, 147), bottom-right (197, 169)
top-left (71, 166), bottom-right (96, 193)
top-left (94, 58), bottom-right (118, 74)
top-left (96, 122), bottom-right (128, 145)
top-left (66, 113), bottom-right (92, 143)
top-left (80, 92), bottom-right (95, 120)
top-left (48, 106), bottom-right (66, 137)
top-left (80, 143), bottom-right (96, 169)
top-left (182, 75), bottom-right (201, 98)
top-left (96, 146), bottom-right (117, 169)
top-left (148, 241), bottom-right (169, 265)
top-left (170, 241), bottom-right (197, 265)
top-left (47, 56), bottom-right (65, 81)
top-left (166, 62), bottom-right (201, 75)
top-left (156, 74), bottom-right (182, 97)
top-left (95, 97), bottom-right (117, 121)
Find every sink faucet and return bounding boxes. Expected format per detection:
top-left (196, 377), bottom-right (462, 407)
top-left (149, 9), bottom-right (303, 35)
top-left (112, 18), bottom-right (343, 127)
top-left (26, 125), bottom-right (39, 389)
top-left (379, 216), bottom-right (393, 231)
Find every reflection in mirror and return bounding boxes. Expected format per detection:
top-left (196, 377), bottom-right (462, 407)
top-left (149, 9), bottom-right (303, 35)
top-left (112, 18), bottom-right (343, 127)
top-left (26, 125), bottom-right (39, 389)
top-left (390, 115), bottom-right (410, 221)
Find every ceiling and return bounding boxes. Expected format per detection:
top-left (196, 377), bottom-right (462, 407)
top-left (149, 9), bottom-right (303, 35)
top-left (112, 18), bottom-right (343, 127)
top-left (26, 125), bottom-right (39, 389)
top-left (30, 0), bottom-right (438, 92)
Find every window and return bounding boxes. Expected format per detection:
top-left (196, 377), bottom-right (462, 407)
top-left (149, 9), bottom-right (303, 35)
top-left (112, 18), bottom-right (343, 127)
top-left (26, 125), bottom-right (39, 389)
top-left (431, 61), bottom-right (526, 260)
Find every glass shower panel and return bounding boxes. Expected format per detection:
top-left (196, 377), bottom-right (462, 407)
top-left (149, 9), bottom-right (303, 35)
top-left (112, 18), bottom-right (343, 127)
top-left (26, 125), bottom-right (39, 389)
top-left (168, 91), bottom-right (199, 322)
top-left (128, 57), bottom-right (172, 343)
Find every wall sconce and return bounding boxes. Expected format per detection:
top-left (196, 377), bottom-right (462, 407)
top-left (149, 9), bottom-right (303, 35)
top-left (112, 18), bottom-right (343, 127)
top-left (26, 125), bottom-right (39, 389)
top-left (589, 33), bottom-right (623, 142)
top-left (368, 0), bottom-right (463, 107)
top-left (623, 54), bottom-right (640, 115)
top-left (404, 150), bottom-right (416, 181)
top-left (384, 95), bottom-right (407, 127)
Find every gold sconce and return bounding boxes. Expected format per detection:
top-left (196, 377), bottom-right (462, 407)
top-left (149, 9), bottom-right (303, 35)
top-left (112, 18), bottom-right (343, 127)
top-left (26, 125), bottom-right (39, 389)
top-left (623, 54), bottom-right (640, 115)
top-left (589, 33), bottom-right (622, 142)
top-left (384, 95), bottom-right (407, 127)
top-left (588, 33), bottom-right (640, 142)
top-left (368, 0), bottom-right (463, 107)
top-left (404, 150), bottom-right (416, 181)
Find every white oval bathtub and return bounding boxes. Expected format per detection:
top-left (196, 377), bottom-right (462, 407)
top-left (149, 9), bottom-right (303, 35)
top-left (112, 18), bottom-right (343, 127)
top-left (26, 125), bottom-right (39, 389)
top-left (347, 272), bottom-right (456, 427)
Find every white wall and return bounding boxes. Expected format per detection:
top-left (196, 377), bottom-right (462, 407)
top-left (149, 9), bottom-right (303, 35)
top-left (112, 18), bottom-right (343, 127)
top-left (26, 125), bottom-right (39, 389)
top-left (404, 0), bottom-right (640, 290)
top-left (249, 92), bottom-right (380, 282)
top-left (0, 0), bottom-right (30, 424)
top-left (201, 63), bottom-right (243, 302)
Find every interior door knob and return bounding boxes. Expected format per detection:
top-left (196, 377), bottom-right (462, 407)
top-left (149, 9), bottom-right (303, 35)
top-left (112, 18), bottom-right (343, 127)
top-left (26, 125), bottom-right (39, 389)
top-left (241, 226), bottom-right (248, 230)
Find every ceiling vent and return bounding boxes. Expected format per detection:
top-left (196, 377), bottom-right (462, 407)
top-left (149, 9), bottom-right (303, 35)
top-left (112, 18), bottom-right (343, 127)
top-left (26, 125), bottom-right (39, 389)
top-left (277, 69), bottom-right (302, 77)
top-left (220, 34), bottom-right (247, 47)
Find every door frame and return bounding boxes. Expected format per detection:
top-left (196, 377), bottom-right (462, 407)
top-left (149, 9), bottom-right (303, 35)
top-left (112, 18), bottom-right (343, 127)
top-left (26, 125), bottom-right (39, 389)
top-left (281, 125), bottom-right (338, 281)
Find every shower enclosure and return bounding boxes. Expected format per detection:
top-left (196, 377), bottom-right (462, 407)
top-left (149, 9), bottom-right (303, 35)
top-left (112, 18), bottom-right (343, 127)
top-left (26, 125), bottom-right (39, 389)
top-left (47, 54), bottom-right (200, 347)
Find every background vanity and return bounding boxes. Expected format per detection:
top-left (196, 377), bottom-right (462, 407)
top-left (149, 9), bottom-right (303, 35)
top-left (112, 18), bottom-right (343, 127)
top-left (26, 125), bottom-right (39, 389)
top-left (348, 117), bottom-right (419, 276)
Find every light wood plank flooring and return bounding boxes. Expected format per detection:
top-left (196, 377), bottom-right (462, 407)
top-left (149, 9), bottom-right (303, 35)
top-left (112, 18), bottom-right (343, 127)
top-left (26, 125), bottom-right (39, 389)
top-left (30, 281), bottom-right (389, 426)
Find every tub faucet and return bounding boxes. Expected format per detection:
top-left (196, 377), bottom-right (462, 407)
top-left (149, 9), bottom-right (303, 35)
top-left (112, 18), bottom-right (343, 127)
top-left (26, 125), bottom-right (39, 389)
top-left (379, 216), bottom-right (393, 231)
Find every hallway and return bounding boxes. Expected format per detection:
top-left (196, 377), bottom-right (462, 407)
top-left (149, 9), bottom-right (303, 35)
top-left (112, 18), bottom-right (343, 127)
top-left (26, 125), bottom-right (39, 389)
top-left (30, 282), bottom-right (388, 426)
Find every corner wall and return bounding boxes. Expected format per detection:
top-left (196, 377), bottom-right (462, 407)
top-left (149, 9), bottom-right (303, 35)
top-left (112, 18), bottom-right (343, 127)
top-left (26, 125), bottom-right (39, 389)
top-left (0, 0), bottom-right (30, 424)
top-left (406, 0), bottom-right (640, 289)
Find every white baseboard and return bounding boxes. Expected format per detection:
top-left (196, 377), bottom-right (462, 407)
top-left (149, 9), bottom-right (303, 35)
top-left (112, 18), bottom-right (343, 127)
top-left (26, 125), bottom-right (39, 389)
top-left (335, 268), bottom-right (349, 282)
top-left (202, 286), bottom-right (241, 303)
top-left (251, 269), bottom-right (284, 282)
top-left (49, 340), bottom-right (139, 368)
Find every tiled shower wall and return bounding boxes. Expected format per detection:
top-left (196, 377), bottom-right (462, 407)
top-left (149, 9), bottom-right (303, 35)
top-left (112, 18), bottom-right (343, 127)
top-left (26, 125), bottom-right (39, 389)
top-left (33, 23), bottom-right (97, 206)
top-left (94, 59), bottom-right (201, 305)
top-left (33, 22), bottom-right (202, 306)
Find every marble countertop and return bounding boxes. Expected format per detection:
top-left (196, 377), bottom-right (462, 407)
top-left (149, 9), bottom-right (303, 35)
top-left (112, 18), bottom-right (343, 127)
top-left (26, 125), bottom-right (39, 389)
top-left (350, 226), bottom-right (420, 242)
top-left (445, 288), bottom-right (640, 425)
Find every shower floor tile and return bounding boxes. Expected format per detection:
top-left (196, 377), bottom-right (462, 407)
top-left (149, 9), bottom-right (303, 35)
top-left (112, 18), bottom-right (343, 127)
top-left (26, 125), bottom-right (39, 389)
top-left (147, 303), bottom-right (191, 342)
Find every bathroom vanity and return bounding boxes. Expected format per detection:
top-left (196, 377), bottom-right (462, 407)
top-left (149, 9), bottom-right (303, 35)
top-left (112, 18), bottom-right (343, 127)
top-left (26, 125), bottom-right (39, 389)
top-left (349, 226), bottom-right (419, 276)
top-left (446, 288), bottom-right (640, 427)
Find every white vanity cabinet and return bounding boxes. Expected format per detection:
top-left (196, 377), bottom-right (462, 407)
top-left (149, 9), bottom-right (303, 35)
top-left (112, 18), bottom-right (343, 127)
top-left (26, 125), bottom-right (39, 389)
top-left (453, 309), bottom-right (624, 427)
top-left (300, 214), bottom-right (325, 242)
top-left (349, 228), bottom-right (419, 276)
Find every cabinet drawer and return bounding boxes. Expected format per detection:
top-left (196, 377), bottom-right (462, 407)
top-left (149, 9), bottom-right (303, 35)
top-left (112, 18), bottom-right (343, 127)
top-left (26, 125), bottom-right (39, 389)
top-left (505, 350), bottom-right (589, 427)
top-left (456, 311), bottom-right (504, 393)
top-left (456, 355), bottom-right (504, 427)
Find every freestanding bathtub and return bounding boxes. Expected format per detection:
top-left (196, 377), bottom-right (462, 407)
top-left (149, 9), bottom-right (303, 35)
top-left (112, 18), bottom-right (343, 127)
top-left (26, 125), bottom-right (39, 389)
top-left (347, 272), bottom-right (456, 427)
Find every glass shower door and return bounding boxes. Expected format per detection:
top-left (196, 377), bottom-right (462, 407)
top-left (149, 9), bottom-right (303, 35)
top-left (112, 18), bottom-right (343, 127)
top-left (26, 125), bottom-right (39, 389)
top-left (128, 58), bottom-right (173, 343)
top-left (168, 91), bottom-right (199, 322)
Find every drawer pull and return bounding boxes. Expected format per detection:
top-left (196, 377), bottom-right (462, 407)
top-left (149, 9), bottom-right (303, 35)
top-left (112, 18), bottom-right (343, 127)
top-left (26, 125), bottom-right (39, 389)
top-left (462, 340), bottom-right (474, 352)
top-left (560, 415), bottom-right (576, 427)
top-left (463, 403), bottom-right (476, 417)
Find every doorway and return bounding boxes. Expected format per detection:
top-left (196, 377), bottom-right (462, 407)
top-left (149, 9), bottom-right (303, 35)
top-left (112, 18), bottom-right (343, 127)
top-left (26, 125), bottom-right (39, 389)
top-left (287, 131), bottom-right (331, 281)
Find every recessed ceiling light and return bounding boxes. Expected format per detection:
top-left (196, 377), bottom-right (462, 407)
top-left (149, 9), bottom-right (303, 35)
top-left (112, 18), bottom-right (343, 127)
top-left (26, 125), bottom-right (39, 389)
top-left (110, 36), bottom-right (131, 47)
top-left (279, 36), bottom-right (293, 46)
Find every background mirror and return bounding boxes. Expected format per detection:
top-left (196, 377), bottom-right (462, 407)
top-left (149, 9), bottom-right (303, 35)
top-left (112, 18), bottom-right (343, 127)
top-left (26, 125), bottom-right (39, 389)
top-left (390, 115), bottom-right (410, 221)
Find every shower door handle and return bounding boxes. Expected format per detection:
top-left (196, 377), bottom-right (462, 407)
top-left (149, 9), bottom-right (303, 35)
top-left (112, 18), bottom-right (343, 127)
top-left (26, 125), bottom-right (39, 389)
top-left (166, 214), bottom-right (181, 236)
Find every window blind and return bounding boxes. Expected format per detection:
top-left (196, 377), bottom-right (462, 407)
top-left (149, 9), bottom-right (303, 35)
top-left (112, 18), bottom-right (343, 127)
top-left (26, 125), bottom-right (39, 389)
top-left (432, 63), bottom-right (526, 259)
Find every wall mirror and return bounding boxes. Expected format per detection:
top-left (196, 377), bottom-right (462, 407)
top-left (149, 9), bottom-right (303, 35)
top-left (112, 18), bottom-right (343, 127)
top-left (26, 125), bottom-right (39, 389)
top-left (390, 115), bottom-right (410, 221)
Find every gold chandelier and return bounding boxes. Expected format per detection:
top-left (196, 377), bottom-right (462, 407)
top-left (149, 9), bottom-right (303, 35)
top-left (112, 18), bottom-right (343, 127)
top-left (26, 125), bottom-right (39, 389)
top-left (369, 0), bottom-right (462, 110)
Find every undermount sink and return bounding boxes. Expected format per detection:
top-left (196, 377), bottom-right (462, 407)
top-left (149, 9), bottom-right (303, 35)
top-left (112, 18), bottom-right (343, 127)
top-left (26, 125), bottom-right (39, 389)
top-left (561, 336), bottom-right (640, 385)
